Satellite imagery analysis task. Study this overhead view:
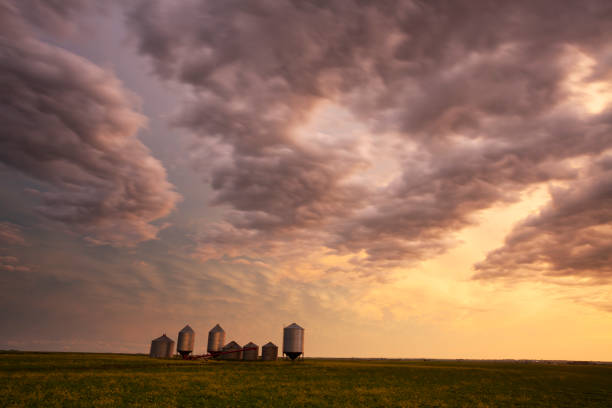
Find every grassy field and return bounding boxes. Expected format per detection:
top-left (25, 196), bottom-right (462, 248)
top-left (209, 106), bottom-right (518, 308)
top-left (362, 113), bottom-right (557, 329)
top-left (1, 352), bottom-right (611, 407)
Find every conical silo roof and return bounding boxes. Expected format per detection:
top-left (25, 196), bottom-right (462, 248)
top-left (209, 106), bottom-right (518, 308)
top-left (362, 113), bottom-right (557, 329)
top-left (262, 342), bottom-right (277, 348)
top-left (220, 340), bottom-right (242, 360)
top-left (210, 324), bottom-right (224, 333)
top-left (244, 342), bottom-right (258, 348)
top-left (180, 325), bottom-right (194, 333)
top-left (223, 340), bottom-right (241, 349)
top-left (154, 334), bottom-right (174, 343)
top-left (285, 323), bottom-right (303, 329)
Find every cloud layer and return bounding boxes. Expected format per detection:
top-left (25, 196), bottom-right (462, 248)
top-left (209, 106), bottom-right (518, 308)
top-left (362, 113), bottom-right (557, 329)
top-left (0, 222), bottom-right (26, 246)
top-left (2, 1), bottom-right (612, 358)
top-left (126, 0), bottom-right (612, 280)
top-left (0, 2), bottom-right (180, 246)
top-left (474, 156), bottom-right (612, 282)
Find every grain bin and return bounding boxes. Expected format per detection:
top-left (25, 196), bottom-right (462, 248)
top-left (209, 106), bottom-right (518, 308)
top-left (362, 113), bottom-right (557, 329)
top-left (149, 334), bottom-right (175, 358)
top-left (261, 342), bottom-right (278, 361)
top-left (207, 324), bottom-right (225, 354)
top-left (283, 323), bottom-right (304, 360)
top-left (243, 342), bottom-right (259, 361)
top-left (177, 324), bottom-right (195, 358)
top-left (220, 341), bottom-right (242, 360)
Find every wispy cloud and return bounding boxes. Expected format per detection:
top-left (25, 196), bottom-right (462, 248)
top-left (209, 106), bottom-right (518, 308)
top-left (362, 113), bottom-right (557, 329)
top-left (0, 222), bottom-right (26, 246)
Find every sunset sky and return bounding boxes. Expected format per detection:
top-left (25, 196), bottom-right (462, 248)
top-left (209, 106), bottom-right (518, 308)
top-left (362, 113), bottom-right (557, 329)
top-left (1, 0), bottom-right (611, 360)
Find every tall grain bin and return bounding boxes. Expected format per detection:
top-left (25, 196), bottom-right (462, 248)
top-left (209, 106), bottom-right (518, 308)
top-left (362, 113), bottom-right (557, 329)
top-left (283, 323), bottom-right (304, 360)
top-left (177, 325), bottom-right (195, 358)
top-left (243, 342), bottom-right (259, 361)
top-left (261, 342), bottom-right (278, 361)
top-left (220, 341), bottom-right (242, 360)
top-left (207, 324), bottom-right (225, 354)
top-left (149, 334), bottom-right (175, 358)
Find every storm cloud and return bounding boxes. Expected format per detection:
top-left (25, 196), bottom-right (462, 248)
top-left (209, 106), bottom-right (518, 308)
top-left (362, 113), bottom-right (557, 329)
top-left (13, 0), bottom-right (99, 36)
top-left (2, 0), bottom-right (612, 359)
top-left (474, 156), bottom-right (612, 283)
top-left (0, 2), bottom-right (180, 246)
top-left (127, 0), bottom-right (612, 278)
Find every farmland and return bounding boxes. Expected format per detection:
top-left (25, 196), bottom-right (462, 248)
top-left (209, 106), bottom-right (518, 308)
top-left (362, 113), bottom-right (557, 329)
top-left (1, 352), bottom-right (611, 407)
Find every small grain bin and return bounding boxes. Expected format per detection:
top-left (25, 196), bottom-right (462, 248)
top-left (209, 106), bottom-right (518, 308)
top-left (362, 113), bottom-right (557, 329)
top-left (261, 342), bottom-right (278, 361)
top-left (177, 325), bottom-right (195, 358)
top-left (207, 324), bottom-right (225, 354)
top-left (149, 334), bottom-right (175, 358)
top-left (283, 323), bottom-right (304, 360)
top-left (220, 341), bottom-right (242, 360)
top-left (243, 342), bottom-right (259, 361)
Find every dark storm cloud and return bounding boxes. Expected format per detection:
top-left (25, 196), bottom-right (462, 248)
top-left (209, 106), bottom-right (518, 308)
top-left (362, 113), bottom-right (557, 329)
top-left (13, 0), bottom-right (101, 36)
top-left (474, 156), bottom-right (612, 282)
top-left (0, 2), bottom-right (180, 246)
top-left (128, 1), bottom-right (612, 275)
top-left (127, 0), bottom-right (377, 233)
top-left (329, 109), bottom-right (609, 263)
top-left (209, 146), bottom-right (367, 231)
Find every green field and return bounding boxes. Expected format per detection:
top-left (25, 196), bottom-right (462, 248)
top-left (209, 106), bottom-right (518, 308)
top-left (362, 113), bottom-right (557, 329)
top-left (1, 352), bottom-right (611, 407)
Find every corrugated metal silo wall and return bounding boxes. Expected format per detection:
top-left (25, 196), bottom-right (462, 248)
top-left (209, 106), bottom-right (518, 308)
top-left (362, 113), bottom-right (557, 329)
top-left (261, 344), bottom-right (278, 361)
top-left (243, 343), bottom-right (259, 360)
top-left (283, 325), bottom-right (304, 355)
top-left (165, 340), bottom-right (175, 358)
top-left (177, 327), bottom-right (195, 354)
top-left (207, 326), bottom-right (226, 353)
top-left (149, 340), bottom-right (160, 357)
top-left (150, 339), bottom-right (175, 358)
top-left (221, 343), bottom-right (242, 360)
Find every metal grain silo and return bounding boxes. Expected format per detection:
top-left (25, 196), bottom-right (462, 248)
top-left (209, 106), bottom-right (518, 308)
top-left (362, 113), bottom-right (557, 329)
top-left (261, 342), bottom-right (278, 361)
top-left (283, 323), bottom-right (304, 360)
top-left (149, 334), bottom-right (175, 358)
top-left (177, 324), bottom-right (195, 358)
top-left (220, 341), bottom-right (242, 360)
top-left (243, 342), bottom-right (259, 361)
top-left (207, 324), bottom-right (225, 354)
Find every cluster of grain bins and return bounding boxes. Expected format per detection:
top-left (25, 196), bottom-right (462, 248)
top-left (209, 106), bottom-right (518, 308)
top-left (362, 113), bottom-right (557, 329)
top-left (148, 322), bottom-right (304, 361)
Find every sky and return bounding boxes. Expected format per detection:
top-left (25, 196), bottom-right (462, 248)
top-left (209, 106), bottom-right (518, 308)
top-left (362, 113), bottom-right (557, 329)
top-left (1, 0), bottom-right (611, 360)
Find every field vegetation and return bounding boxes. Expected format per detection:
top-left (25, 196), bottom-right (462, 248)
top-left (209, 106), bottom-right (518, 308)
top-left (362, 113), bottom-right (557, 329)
top-left (1, 351), bottom-right (611, 407)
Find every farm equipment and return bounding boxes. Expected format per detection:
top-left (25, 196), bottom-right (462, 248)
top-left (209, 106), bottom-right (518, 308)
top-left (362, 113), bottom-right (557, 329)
top-left (181, 345), bottom-right (258, 360)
